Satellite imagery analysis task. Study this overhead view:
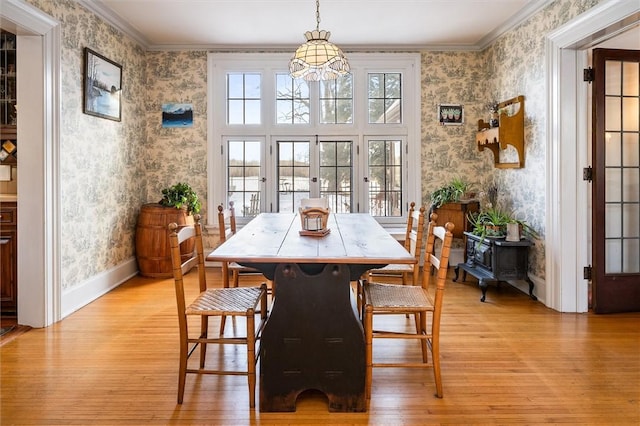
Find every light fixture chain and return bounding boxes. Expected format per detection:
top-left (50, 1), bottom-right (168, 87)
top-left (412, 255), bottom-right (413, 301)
top-left (316, 0), bottom-right (321, 31)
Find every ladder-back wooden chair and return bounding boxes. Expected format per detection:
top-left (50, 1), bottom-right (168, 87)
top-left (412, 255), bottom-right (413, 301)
top-left (168, 216), bottom-right (268, 407)
top-left (217, 202), bottom-right (270, 334)
top-left (368, 202), bottom-right (426, 287)
top-left (362, 214), bottom-right (454, 400)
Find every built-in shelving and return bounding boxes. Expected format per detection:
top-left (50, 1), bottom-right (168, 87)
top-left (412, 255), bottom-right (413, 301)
top-left (0, 30), bottom-right (16, 166)
top-left (476, 95), bottom-right (525, 169)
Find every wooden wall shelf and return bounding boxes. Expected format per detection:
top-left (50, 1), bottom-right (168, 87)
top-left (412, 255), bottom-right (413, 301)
top-left (476, 95), bottom-right (525, 168)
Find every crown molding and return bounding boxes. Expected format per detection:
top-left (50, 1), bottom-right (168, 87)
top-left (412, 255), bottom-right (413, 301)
top-left (77, 0), bottom-right (554, 53)
top-left (75, 0), bottom-right (150, 49)
top-left (476, 0), bottom-right (555, 50)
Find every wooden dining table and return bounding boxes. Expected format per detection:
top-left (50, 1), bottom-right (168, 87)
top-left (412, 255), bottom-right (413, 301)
top-left (206, 212), bottom-right (415, 412)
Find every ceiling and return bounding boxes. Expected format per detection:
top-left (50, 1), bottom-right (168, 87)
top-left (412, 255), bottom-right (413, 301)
top-left (80, 0), bottom-right (553, 51)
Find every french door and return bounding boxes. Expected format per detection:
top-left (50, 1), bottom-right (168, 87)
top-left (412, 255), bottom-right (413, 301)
top-left (592, 48), bottom-right (640, 313)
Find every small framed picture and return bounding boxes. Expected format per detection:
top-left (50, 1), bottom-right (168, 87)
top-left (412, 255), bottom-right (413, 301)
top-left (162, 103), bottom-right (194, 128)
top-left (438, 104), bottom-right (464, 125)
top-left (83, 48), bottom-right (122, 121)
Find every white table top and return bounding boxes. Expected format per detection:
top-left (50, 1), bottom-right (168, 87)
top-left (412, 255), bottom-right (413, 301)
top-left (206, 213), bottom-right (415, 265)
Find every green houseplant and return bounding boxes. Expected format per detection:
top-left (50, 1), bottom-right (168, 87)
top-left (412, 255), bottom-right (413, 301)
top-left (467, 207), bottom-right (539, 243)
top-left (429, 177), bottom-right (473, 210)
top-left (159, 182), bottom-right (201, 215)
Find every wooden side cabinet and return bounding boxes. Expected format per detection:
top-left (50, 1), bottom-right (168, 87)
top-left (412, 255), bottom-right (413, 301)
top-left (453, 231), bottom-right (536, 302)
top-left (432, 200), bottom-right (479, 239)
top-left (0, 201), bottom-right (17, 314)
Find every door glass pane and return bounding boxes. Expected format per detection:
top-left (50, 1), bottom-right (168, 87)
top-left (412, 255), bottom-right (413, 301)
top-left (603, 57), bottom-right (640, 275)
top-left (278, 141), bottom-right (310, 212)
top-left (368, 139), bottom-right (402, 217)
top-left (605, 60), bottom-right (621, 95)
top-left (623, 204), bottom-right (639, 238)
top-left (623, 239), bottom-right (640, 273)
top-left (605, 167), bottom-right (621, 202)
top-left (622, 62), bottom-right (638, 96)
top-left (622, 97), bottom-right (639, 131)
top-left (622, 133), bottom-right (639, 167)
top-left (605, 204), bottom-right (621, 238)
top-left (319, 141), bottom-right (352, 213)
top-left (605, 96), bottom-right (621, 131)
top-left (623, 168), bottom-right (639, 202)
top-left (605, 239), bottom-right (622, 273)
top-left (605, 132), bottom-right (621, 167)
top-left (227, 140), bottom-right (262, 217)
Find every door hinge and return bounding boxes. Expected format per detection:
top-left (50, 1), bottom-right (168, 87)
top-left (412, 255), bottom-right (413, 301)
top-left (583, 166), bottom-right (593, 182)
top-left (584, 265), bottom-right (592, 280)
top-left (583, 67), bottom-right (594, 83)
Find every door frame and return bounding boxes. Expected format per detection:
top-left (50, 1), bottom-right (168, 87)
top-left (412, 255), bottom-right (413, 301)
top-left (1, 0), bottom-right (61, 327)
top-left (546, 0), bottom-right (639, 312)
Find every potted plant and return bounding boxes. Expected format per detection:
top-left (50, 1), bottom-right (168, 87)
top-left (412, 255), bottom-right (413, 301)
top-left (159, 182), bottom-right (201, 215)
top-left (467, 207), bottom-right (538, 243)
top-left (429, 177), bottom-right (474, 210)
top-left (136, 182), bottom-right (201, 278)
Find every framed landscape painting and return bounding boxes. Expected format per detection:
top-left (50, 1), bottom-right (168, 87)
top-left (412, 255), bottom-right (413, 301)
top-left (162, 103), bottom-right (194, 128)
top-left (83, 48), bottom-right (122, 121)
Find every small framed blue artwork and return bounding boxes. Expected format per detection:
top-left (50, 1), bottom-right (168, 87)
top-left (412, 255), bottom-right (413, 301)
top-left (162, 103), bottom-right (193, 128)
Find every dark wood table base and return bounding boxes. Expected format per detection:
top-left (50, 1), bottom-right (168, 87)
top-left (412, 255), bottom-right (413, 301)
top-left (258, 263), bottom-right (369, 412)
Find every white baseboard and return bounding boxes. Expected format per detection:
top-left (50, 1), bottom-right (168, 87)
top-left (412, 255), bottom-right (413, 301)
top-left (61, 257), bottom-right (139, 319)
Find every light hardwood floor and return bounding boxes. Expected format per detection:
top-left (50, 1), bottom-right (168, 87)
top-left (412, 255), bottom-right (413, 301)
top-left (1, 268), bottom-right (639, 425)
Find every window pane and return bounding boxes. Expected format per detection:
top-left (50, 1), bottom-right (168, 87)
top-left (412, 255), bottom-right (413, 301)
top-left (228, 74), bottom-right (244, 98)
top-left (227, 73), bottom-right (262, 125)
top-left (368, 139), bottom-right (402, 216)
top-left (368, 73), bottom-right (383, 98)
top-left (369, 73), bottom-right (402, 124)
top-left (244, 74), bottom-right (261, 98)
top-left (319, 141), bottom-right (352, 213)
top-left (385, 73), bottom-right (401, 98)
top-left (276, 73), bottom-right (309, 124)
top-left (228, 100), bottom-right (243, 124)
top-left (227, 140), bottom-right (262, 217)
top-left (319, 75), bottom-right (353, 124)
top-left (278, 141), bottom-right (310, 212)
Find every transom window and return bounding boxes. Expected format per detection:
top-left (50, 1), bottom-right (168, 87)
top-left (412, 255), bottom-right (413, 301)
top-left (209, 53), bottom-right (421, 227)
top-left (227, 73), bottom-right (261, 124)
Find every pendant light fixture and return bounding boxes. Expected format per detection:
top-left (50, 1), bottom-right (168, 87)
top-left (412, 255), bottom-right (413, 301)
top-left (289, 0), bottom-right (350, 81)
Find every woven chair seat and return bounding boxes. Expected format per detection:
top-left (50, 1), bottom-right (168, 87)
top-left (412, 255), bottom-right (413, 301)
top-left (370, 263), bottom-right (413, 274)
top-left (365, 282), bottom-right (434, 311)
top-left (186, 287), bottom-right (264, 316)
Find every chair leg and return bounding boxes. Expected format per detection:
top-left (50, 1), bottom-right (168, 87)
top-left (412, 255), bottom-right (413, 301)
top-left (220, 264), bottom-right (230, 336)
top-left (418, 312), bottom-right (429, 363)
top-left (246, 309), bottom-right (257, 408)
top-left (364, 305), bottom-right (373, 400)
top-left (177, 339), bottom-right (188, 404)
top-left (432, 335), bottom-right (443, 398)
top-left (200, 316), bottom-right (208, 368)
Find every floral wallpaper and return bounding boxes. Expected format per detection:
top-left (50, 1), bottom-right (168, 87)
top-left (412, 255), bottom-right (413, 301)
top-left (22, 0), bottom-right (608, 295)
top-left (143, 51), bottom-right (209, 237)
top-left (421, 0), bottom-right (606, 279)
top-left (27, 0), bottom-right (148, 290)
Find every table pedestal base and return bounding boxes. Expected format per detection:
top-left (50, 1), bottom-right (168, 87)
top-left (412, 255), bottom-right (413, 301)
top-left (259, 263), bottom-right (366, 412)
